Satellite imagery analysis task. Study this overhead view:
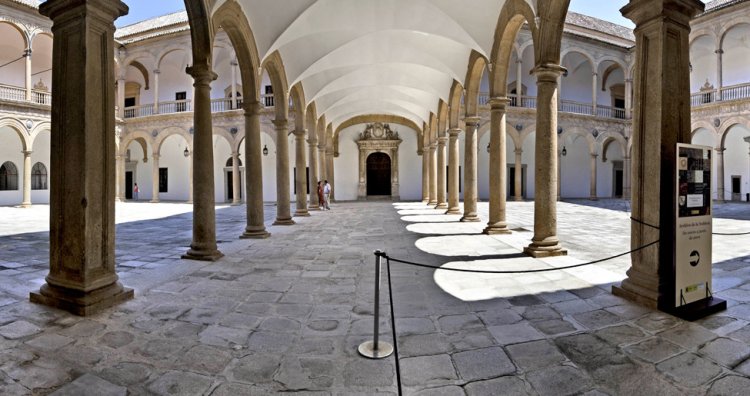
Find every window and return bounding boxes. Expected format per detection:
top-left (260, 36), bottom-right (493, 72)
top-left (124, 97), bottom-right (136, 108)
top-left (31, 162), bottom-right (47, 190)
top-left (264, 85), bottom-right (274, 107)
top-left (159, 168), bottom-right (168, 193)
top-left (175, 92), bottom-right (187, 112)
top-left (0, 162), bottom-right (18, 191)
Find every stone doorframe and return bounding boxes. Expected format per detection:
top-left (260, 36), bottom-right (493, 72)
top-left (356, 140), bottom-right (402, 201)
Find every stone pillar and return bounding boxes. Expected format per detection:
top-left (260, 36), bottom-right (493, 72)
top-left (514, 148), bottom-right (523, 201)
top-left (116, 154), bottom-right (125, 201)
top-left (484, 98), bottom-right (511, 234)
top-left (557, 150), bottom-right (562, 201)
top-left (273, 119), bottom-right (295, 225)
top-left (623, 155), bottom-right (632, 199)
top-left (230, 60), bottom-right (238, 110)
top-left (308, 136), bottom-right (319, 209)
top-left (182, 64), bottom-right (223, 261)
top-left (116, 77), bottom-right (125, 118)
top-left (421, 147), bottom-right (430, 203)
top-left (391, 147), bottom-right (400, 200)
top-left (231, 151), bottom-right (241, 205)
top-left (446, 128), bottom-right (461, 214)
top-left (150, 154), bottom-right (160, 203)
top-left (241, 103), bottom-right (270, 238)
top-left (436, 137), bottom-right (448, 209)
top-left (24, 49), bottom-right (32, 101)
top-left (21, 150), bottom-right (32, 207)
top-left (589, 153), bottom-right (598, 200)
top-left (461, 117), bottom-right (481, 222)
top-left (524, 66), bottom-right (567, 257)
top-left (326, 148), bottom-right (335, 201)
top-left (516, 59), bottom-right (523, 106)
top-left (153, 69), bottom-right (160, 114)
top-left (294, 129), bottom-right (309, 216)
top-left (30, 0), bottom-right (133, 315)
top-left (715, 49), bottom-right (723, 101)
top-left (716, 148), bottom-right (725, 203)
top-left (612, 0), bottom-right (704, 309)
top-left (625, 78), bottom-right (633, 119)
top-left (428, 143), bottom-right (438, 206)
top-left (187, 152), bottom-right (193, 204)
top-left (318, 145), bottom-right (327, 182)
top-left (592, 73), bottom-right (598, 116)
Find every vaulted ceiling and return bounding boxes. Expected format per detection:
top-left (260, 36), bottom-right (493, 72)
top-left (211, 0), bottom-right (538, 130)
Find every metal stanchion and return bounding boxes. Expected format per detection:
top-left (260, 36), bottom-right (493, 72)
top-left (358, 250), bottom-right (394, 359)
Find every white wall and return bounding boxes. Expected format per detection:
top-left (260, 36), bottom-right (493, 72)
top-left (158, 134), bottom-right (191, 201)
top-left (596, 140), bottom-right (624, 198)
top-left (158, 50), bottom-right (193, 102)
top-left (560, 135), bottom-right (590, 198)
top-left (213, 135), bottom-right (233, 203)
top-left (722, 24), bottom-right (750, 88)
top-left (261, 129), bottom-right (277, 202)
top-left (0, 23), bottom-right (26, 88)
top-left (521, 131), bottom-right (536, 199)
top-left (723, 124), bottom-right (750, 200)
top-left (30, 130), bottom-right (51, 204)
top-left (0, 126), bottom-right (24, 205)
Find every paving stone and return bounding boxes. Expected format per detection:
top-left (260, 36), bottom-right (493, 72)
top-left (572, 310), bottom-right (622, 330)
top-left (177, 344), bottom-right (232, 374)
top-left (452, 346), bottom-right (515, 381)
top-left (400, 354), bottom-right (457, 386)
top-left (707, 375), bottom-right (750, 396)
top-left (99, 331), bottom-right (135, 349)
top-left (246, 331), bottom-right (296, 353)
top-left (506, 340), bottom-right (566, 371)
top-left (342, 358), bottom-right (394, 387)
top-left (50, 373), bottom-right (126, 396)
top-left (98, 362), bottom-right (152, 387)
top-left (634, 312), bottom-right (681, 333)
top-left (0, 320), bottom-right (42, 339)
top-left (58, 344), bottom-right (103, 366)
top-left (698, 337), bottom-right (750, 367)
top-left (395, 317), bottom-right (435, 335)
top-left (231, 354), bottom-right (280, 384)
top-left (726, 324), bottom-right (750, 344)
top-left (605, 304), bottom-right (651, 320)
top-left (477, 309), bottom-right (522, 326)
top-left (210, 382), bottom-right (266, 396)
top-left (659, 323), bottom-right (718, 349)
top-left (507, 295), bottom-right (544, 307)
top-left (447, 328), bottom-right (496, 350)
top-left (624, 337), bottom-right (683, 364)
top-left (488, 322), bottom-right (545, 345)
top-left (530, 319), bottom-right (576, 336)
top-left (697, 315), bottom-right (738, 331)
top-left (7, 362), bottom-right (70, 390)
top-left (24, 333), bottom-right (74, 351)
top-left (147, 371), bottom-right (213, 396)
top-left (552, 299), bottom-right (598, 315)
top-left (398, 333), bottom-right (452, 357)
top-left (520, 305), bottom-right (560, 321)
top-left (438, 314), bottom-right (484, 334)
top-left (199, 325), bottom-right (251, 347)
top-left (594, 324), bottom-right (648, 346)
top-left (526, 365), bottom-right (593, 396)
top-left (274, 357), bottom-right (335, 390)
top-left (464, 376), bottom-right (532, 396)
top-left (656, 353), bottom-right (723, 387)
top-left (412, 385), bottom-right (464, 395)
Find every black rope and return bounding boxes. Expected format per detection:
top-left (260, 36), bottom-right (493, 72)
top-left (631, 216), bottom-right (660, 230)
top-left (713, 231), bottom-right (750, 236)
top-left (385, 258), bottom-right (402, 396)
top-left (383, 239), bottom-right (660, 274)
top-left (31, 67), bottom-right (51, 76)
top-left (0, 56), bottom-right (23, 70)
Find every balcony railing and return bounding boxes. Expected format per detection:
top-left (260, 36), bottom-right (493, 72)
top-left (124, 94), bottom-right (268, 119)
top-left (0, 83), bottom-right (51, 106)
top-left (691, 82), bottom-right (750, 107)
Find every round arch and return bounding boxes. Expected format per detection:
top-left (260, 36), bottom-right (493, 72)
top-left (0, 118), bottom-right (30, 151)
top-left (154, 127), bottom-right (193, 155)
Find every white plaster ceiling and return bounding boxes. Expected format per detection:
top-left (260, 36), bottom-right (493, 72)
top-left (213, 0), bottom-right (537, 129)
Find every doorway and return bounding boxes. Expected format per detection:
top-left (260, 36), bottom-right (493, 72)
top-left (508, 164), bottom-right (527, 198)
top-left (367, 152), bottom-right (391, 196)
top-left (612, 161), bottom-right (624, 198)
top-left (125, 171), bottom-right (133, 200)
top-left (732, 175), bottom-right (741, 201)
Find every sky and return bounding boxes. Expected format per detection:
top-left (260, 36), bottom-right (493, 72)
top-left (115, 0), bottom-right (711, 29)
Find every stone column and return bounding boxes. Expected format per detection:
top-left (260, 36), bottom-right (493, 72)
top-left (428, 143), bottom-right (438, 206)
top-left (523, 66), bottom-right (567, 257)
top-left (716, 49), bottom-right (723, 101)
top-left (592, 72), bottom-right (598, 116)
top-left (623, 155), bottom-right (632, 199)
top-left (484, 98), bottom-right (512, 234)
top-left (117, 77), bottom-right (125, 118)
top-left (612, 0), bottom-right (704, 309)
top-left (318, 145), bottom-right (327, 182)
top-left (446, 128), bottom-right (461, 214)
top-left (716, 147), bottom-right (725, 203)
top-left (150, 154), bottom-right (160, 203)
top-left (182, 64), bottom-right (223, 261)
top-left (391, 147), bottom-right (400, 200)
top-left (294, 129), bottom-right (309, 217)
top-left (461, 117), bottom-right (481, 222)
top-left (230, 60), bottom-right (238, 109)
top-left (421, 148), bottom-right (430, 203)
top-left (30, 0), bottom-right (133, 315)
top-left (116, 154), bottom-right (125, 201)
top-left (187, 152), bottom-right (193, 204)
top-left (514, 148), bottom-right (523, 201)
top-left (308, 136), bottom-right (319, 209)
top-left (557, 150), bottom-right (562, 201)
top-left (153, 69), bottom-right (160, 114)
top-left (273, 119), bottom-right (295, 225)
top-left (516, 59), bottom-right (523, 106)
top-left (625, 78), bottom-right (633, 119)
top-left (231, 151), bottom-right (241, 205)
top-left (326, 148), bottom-right (335, 201)
top-left (24, 49), bottom-right (32, 101)
top-left (21, 150), bottom-right (32, 207)
top-left (436, 137), bottom-right (448, 209)
top-left (241, 103), bottom-right (270, 238)
top-left (589, 153), bottom-right (598, 200)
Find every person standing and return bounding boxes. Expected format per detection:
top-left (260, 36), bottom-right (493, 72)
top-left (323, 180), bottom-right (331, 210)
top-left (317, 181), bottom-right (324, 210)
top-left (133, 183), bottom-right (139, 200)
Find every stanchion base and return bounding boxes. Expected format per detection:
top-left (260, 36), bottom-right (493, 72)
top-left (358, 341), bottom-right (394, 359)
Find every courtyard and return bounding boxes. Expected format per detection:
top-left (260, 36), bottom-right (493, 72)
top-left (0, 199), bottom-right (748, 395)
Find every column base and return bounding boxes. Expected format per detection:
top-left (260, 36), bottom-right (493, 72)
top-left (514, 197), bottom-right (523, 202)
top-left (589, 197), bottom-right (598, 201)
top-left (150, 199), bottom-right (160, 203)
top-left (273, 217), bottom-right (296, 226)
top-left (231, 201), bottom-right (242, 206)
top-left (460, 215), bottom-right (481, 222)
top-left (523, 244), bottom-right (568, 258)
top-left (240, 227), bottom-right (271, 239)
top-left (422, 199), bottom-right (430, 204)
top-left (182, 245), bottom-right (224, 262)
top-left (445, 207), bottom-right (461, 215)
top-left (308, 206), bottom-right (321, 211)
top-left (30, 281), bottom-right (134, 316)
top-left (18, 203), bottom-right (31, 208)
top-left (483, 224), bottom-right (512, 235)
top-left (612, 284), bottom-right (658, 310)
top-left (428, 200), bottom-right (438, 206)
top-left (294, 210), bottom-right (311, 217)
top-left (435, 203), bottom-right (448, 210)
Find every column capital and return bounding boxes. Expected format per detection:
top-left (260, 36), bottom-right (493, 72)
top-left (272, 118), bottom-right (289, 130)
top-left (186, 65), bottom-right (218, 86)
top-left (22, 150), bottom-right (33, 156)
top-left (318, 144), bottom-right (326, 151)
top-left (515, 148), bottom-right (523, 155)
top-left (24, 48), bottom-right (32, 57)
top-left (307, 137), bottom-right (318, 145)
top-left (489, 97), bottom-right (511, 110)
top-left (437, 136), bottom-right (448, 145)
top-left (243, 100), bottom-right (263, 115)
top-left (40, 0), bottom-right (128, 22)
top-left (743, 136), bottom-right (750, 144)
top-left (429, 142), bottom-right (438, 150)
top-left (621, 0), bottom-right (704, 27)
top-left (293, 128), bottom-right (307, 137)
top-left (531, 64), bottom-right (566, 82)
top-left (591, 153), bottom-right (599, 158)
top-left (715, 49), bottom-right (724, 55)
top-left (151, 153), bottom-right (160, 160)
top-left (153, 69), bottom-right (160, 74)
top-left (231, 151), bottom-right (240, 158)
top-left (463, 116), bottom-right (481, 127)
top-left (625, 78), bottom-right (634, 83)
top-left (448, 128), bottom-right (462, 136)
top-left (715, 147), bottom-right (726, 153)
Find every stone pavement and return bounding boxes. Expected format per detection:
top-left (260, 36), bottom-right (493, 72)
top-left (0, 200), bottom-right (748, 395)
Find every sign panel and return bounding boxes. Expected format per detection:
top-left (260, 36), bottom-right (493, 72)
top-left (675, 144), bottom-right (713, 307)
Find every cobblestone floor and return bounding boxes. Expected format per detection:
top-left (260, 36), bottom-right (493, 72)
top-left (0, 200), bottom-right (748, 395)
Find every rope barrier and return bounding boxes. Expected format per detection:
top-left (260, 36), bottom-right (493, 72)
top-left (385, 258), bottom-right (402, 396)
